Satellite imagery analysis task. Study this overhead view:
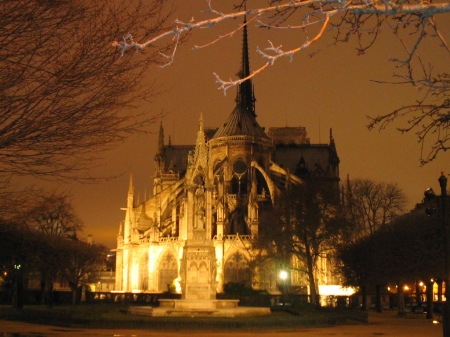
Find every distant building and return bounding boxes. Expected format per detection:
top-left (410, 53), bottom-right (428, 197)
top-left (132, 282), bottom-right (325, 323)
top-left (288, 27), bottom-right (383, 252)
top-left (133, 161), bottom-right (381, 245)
top-left (114, 25), bottom-right (340, 294)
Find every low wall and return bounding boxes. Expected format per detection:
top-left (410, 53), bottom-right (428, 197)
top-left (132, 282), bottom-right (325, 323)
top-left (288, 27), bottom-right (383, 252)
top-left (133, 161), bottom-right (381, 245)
top-left (0, 290), bottom-right (358, 309)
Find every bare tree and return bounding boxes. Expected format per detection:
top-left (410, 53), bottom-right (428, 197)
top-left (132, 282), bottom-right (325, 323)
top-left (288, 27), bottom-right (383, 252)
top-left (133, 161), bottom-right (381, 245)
top-left (0, 0), bottom-right (172, 182)
top-left (342, 177), bottom-right (406, 311)
top-left (344, 178), bottom-right (407, 240)
top-left (22, 192), bottom-right (83, 238)
top-left (290, 182), bottom-right (348, 306)
top-left (16, 191), bottom-right (84, 305)
top-left (257, 181), bottom-right (348, 306)
top-left (116, 0), bottom-right (450, 163)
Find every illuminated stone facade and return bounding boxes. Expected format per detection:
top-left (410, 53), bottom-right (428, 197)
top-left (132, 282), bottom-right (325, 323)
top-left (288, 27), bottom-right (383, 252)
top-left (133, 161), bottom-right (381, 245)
top-left (114, 26), bottom-right (340, 294)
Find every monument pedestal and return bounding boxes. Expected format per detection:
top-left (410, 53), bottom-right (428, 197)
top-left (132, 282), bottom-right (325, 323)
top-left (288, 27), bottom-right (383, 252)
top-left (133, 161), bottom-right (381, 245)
top-left (129, 299), bottom-right (271, 317)
top-left (128, 239), bottom-right (271, 317)
top-left (159, 299), bottom-right (239, 309)
top-left (180, 238), bottom-right (217, 300)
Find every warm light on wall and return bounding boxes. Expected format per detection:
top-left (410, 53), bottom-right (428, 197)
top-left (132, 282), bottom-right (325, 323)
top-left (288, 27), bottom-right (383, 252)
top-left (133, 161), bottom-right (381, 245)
top-left (174, 277), bottom-right (182, 293)
top-left (318, 285), bottom-right (357, 296)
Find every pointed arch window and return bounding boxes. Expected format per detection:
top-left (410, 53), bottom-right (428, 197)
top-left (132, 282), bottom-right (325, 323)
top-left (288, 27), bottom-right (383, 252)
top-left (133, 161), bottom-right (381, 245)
top-left (158, 253), bottom-right (178, 292)
top-left (224, 252), bottom-right (251, 286)
top-left (231, 159), bottom-right (248, 195)
top-left (138, 253), bottom-right (149, 291)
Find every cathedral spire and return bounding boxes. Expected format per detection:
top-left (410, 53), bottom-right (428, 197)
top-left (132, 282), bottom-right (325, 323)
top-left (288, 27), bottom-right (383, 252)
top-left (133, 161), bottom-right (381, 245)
top-left (155, 122), bottom-right (165, 172)
top-left (236, 17), bottom-right (256, 117)
top-left (158, 122), bottom-right (164, 153)
top-left (186, 114), bottom-right (209, 181)
top-left (212, 17), bottom-right (269, 140)
top-left (199, 113), bottom-right (204, 132)
top-left (127, 173), bottom-right (134, 209)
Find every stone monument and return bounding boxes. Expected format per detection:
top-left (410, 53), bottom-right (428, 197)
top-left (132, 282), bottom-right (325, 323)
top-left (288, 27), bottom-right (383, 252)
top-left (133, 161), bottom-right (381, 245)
top-left (148, 207), bottom-right (267, 316)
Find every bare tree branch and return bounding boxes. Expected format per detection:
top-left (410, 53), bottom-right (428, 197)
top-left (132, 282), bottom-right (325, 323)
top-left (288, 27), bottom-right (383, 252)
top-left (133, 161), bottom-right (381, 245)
top-left (344, 178), bottom-right (407, 240)
top-left (115, 0), bottom-right (450, 162)
top-left (1, 0), bottom-right (173, 182)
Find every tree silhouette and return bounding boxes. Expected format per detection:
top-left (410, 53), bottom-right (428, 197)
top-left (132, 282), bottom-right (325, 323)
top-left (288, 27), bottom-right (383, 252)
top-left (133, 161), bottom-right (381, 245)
top-left (1, 0), bottom-right (172, 182)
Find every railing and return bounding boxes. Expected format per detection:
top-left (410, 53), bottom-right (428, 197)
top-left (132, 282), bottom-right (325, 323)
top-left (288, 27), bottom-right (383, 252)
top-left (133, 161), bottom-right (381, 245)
top-left (213, 234), bottom-right (253, 241)
top-left (86, 292), bottom-right (180, 305)
top-left (158, 237), bottom-right (181, 243)
top-left (136, 235), bottom-right (255, 244)
top-left (138, 236), bottom-right (181, 244)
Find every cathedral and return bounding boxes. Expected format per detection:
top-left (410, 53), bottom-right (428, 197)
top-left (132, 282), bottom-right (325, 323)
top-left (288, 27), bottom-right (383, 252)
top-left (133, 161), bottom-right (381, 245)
top-left (114, 25), bottom-right (340, 295)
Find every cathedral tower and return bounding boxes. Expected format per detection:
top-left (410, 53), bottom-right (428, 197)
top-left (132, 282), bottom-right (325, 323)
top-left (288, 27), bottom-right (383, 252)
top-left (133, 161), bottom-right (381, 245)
top-left (209, 21), bottom-right (272, 238)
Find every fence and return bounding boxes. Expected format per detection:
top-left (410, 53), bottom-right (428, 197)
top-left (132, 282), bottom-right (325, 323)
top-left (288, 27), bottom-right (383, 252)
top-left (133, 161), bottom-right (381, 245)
top-left (0, 290), bottom-right (357, 309)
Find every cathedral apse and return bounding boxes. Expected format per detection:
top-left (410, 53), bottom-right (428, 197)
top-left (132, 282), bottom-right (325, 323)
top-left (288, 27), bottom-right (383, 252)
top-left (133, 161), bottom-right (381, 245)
top-left (114, 24), bottom-right (340, 294)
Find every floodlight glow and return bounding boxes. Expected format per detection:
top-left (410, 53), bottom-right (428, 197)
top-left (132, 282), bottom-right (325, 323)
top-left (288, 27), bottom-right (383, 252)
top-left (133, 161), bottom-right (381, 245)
top-left (279, 270), bottom-right (288, 280)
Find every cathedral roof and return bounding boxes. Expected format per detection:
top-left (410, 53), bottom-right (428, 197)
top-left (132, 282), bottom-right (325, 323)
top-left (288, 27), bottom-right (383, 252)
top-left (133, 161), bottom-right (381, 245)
top-left (273, 143), bottom-right (339, 179)
top-left (212, 103), bottom-right (269, 139)
top-left (163, 145), bottom-right (194, 174)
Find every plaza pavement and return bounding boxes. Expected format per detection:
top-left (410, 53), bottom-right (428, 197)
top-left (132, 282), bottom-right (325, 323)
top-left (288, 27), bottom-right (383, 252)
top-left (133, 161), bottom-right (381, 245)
top-left (0, 311), bottom-right (442, 337)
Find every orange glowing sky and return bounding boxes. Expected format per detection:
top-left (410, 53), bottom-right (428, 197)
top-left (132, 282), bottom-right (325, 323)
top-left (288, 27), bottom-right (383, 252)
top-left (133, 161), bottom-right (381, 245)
top-left (23, 1), bottom-right (450, 248)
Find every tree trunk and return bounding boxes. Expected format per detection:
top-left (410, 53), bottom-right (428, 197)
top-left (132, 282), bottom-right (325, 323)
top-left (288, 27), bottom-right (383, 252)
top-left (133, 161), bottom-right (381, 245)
top-left (426, 280), bottom-right (434, 320)
top-left (416, 283), bottom-right (423, 306)
top-left (45, 281), bottom-right (54, 308)
top-left (438, 279), bottom-right (443, 303)
top-left (40, 275), bottom-right (54, 307)
top-left (12, 270), bottom-right (24, 309)
top-left (361, 285), bottom-right (368, 311)
top-left (397, 284), bottom-right (405, 315)
top-left (308, 269), bottom-right (318, 306)
top-left (443, 279), bottom-right (450, 337)
top-left (375, 284), bottom-right (382, 312)
top-left (40, 279), bottom-right (46, 305)
top-left (71, 287), bottom-right (78, 305)
top-left (305, 243), bottom-right (319, 306)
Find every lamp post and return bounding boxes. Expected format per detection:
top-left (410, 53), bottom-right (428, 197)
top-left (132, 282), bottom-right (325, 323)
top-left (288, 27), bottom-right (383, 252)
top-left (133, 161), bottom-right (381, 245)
top-left (279, 270), bottom-right (288, 307)
top-left (424, 173), bottom-right (450, 335)
top-left (438, 173), bottom-right (450, 337)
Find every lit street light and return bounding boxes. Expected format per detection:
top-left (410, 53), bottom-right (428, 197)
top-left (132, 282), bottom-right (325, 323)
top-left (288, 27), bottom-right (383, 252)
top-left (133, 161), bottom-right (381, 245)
top-left (279, 270), bottom-right (288, 281)
top-left (438, 173), bottom-right (450, 337)
top-left (425, 173), bottom-right (450, 337)
top-left (279, 270), bottom-right (288, 307)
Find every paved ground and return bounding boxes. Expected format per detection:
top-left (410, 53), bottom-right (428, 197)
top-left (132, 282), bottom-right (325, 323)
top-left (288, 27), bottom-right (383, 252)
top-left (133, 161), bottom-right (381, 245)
top-left (0, 311), bottom-right (442, 337)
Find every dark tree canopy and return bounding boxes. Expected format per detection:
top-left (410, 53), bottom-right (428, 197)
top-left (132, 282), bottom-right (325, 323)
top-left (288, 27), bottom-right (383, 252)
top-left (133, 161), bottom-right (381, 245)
top-left (338, 209), bottom-right (444, 290)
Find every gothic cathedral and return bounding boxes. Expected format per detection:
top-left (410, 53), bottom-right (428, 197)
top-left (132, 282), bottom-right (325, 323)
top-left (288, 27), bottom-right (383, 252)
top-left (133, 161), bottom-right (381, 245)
top-left (115, 25), bottom-right (340, 294)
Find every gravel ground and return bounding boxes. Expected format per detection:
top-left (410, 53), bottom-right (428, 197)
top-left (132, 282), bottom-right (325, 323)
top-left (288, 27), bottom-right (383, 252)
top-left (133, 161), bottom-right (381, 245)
top-left (0, 311), bottom-right (443, 337)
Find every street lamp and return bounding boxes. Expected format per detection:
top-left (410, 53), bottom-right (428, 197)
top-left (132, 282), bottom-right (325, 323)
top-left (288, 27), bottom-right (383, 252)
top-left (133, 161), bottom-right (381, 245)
top-left (438, 173), bottom-right (450, 337)
top-left (426, 173), bottom-right (450, 336)
top-left (279, 270), bottom-right (288, 307)
top-left (279, 270), bottom-right (288, 281)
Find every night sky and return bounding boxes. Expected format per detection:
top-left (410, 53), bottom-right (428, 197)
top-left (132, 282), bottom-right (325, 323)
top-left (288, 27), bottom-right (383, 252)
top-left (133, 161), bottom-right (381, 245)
top-left (24, 1), bottom-right (450, 249)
